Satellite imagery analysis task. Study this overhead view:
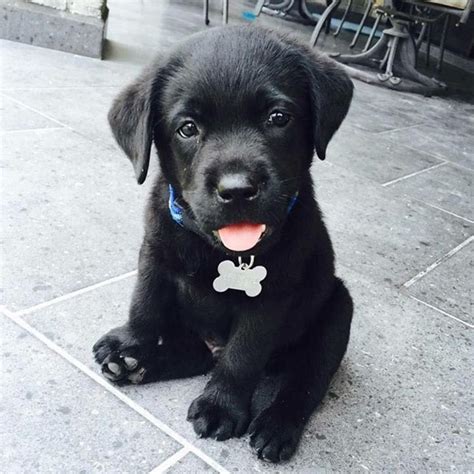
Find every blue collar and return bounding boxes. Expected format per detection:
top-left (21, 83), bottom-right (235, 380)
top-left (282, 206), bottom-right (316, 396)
top-left (168, 184), bottom-right (298, 228)
top-left (168, 185), bottom-right (185, 227)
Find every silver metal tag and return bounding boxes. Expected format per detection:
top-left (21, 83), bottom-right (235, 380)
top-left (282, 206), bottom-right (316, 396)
top-left (213, 256), bottom-right (267, 297)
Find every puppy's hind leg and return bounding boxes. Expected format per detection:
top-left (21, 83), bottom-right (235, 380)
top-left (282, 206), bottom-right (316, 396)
top-left (249, 278), bottom-right (353, 462)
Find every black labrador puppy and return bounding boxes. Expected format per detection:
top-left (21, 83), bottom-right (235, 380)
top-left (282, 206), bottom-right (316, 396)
top-left (93, 26), bottom-right (353, 463)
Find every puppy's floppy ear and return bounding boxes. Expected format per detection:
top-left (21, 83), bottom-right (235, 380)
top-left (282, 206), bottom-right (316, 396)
top-left (304, 53), bottom-right (353, 160)
top-left (108, 58), bottom-right (162, 184)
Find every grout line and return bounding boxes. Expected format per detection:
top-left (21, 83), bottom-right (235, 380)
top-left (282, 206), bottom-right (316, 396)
top-left (1, 93), bottom-right (71, 129)
top-left (373, 122), bottom-right (425, 135)
top-left (440, 160), bottom-right (474, 173)
top-left (383, 138), bottom-right (473, 173)
top-left (0, 85), bottom-right (122, 91)
top-left (381, 161), bottom-right (447, 187)
top-left (413, 200), bottom-right (474, 224)
top-left (148, 447), bottom-right (190, 474)
top-left (1, 91), bottom-right (117, 151)
top-left (0, 126), bottom-right (65, 134)
top-left (407, 295), bottom-right (473, 329)
top-left (403, 235), bottom-right (474, 289)
top-left (0, 308), bottom-right (230, 474)
top-left (15, 270), bottom-right (138, 317)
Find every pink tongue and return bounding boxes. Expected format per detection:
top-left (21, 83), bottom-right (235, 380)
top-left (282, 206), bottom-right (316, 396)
top-left (217, 223), bottom-right (266, 251)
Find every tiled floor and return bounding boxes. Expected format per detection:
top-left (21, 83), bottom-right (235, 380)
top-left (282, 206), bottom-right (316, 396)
top-left (1, 0), bottom-right (473, 472)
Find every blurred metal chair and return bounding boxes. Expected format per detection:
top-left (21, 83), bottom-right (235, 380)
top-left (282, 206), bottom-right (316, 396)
top-left (253, 0), bottom-right (296, 17)
top-left (409, 0), bottom-right (472, 71)
top-left (309, 0), bottom-right (342, 46)
top-left (362, 3), bottom-right (385, 51)
top-left (349, 0), bottom-right (376, 47)
top-left (329, 0), bottom-right (472, 94)
top-left (309, 0), bottom-right (378, 47)
top-left (333, 0), bottom-right (354, 36)
top-left (204, 0), bottom-right (230, 25)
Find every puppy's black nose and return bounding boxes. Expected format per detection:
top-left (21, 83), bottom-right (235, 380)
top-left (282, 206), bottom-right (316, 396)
top-left (216, 174), bottom-right (259, 203)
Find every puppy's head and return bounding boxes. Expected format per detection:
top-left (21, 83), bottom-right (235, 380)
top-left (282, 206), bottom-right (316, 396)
top-left (109, 26), bottom-right (352, 254)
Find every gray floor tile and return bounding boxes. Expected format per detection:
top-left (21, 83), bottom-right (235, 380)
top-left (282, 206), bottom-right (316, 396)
top-left (313, 162), bottom-right (473, 286)
top-left (328, 121), bottom-right (443, 185)
top-left (20, 267), bottom-right (473, 472)
top-left (2, 86), bottom-right (122, 148)
top-left (353, 80), bottom-right (474, 130)
top-left (0, 315), bottom-right (180, 473)
top-left (340, 80), bottom-right (473, 137)
top-left (0, 95), bottom-right (62, 131)
top-left (406, 240), bottom-right (473, 325)
top-left (422, 103), bottom-right (474, 139)
top-left (1, 128), bottom-right (155, 310)
top-left (345, 88), bottom-right (429, 134)
top-left (367, 88), bottom-right (474, 138)
top-left (381, 122), bottom-right (474, 170)
top-left (345, 83), bottom-right (473, 170)
top-left (0, 39), bottom-right (138, 89)
top-left (387, 162), bottom-right (473, 222)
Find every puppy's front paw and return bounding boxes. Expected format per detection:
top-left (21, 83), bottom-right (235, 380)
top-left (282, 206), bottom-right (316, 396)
top-left (187, 391), bottom-right (249, 441)
top-left (249, 407), bottom-right (303, 463)
top-left (92, 326), bottom-right (156, 385)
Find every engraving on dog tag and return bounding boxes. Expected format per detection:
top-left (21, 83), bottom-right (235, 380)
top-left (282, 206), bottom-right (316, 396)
top-left (213, 256), bottom-right (267, 297)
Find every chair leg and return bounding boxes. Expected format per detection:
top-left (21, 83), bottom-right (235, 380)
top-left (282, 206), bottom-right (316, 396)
top-left (222, 0), bottom-right (229, 24)
top-left (437, 15), bottom-right (450, 72)
top-left (253, 0), bottom-right (266, 16)
top-left (415, 23), bottom-right (426, 49)
top-left (363, 11), bottom-right (381, 52)
top-left (425, 23), bottom-right (432, 67)
top-left (309, 0), bottom-right (342, 47)
top-left (204, 0), bottom-right (210, 25)
top-left (334, 0), bottom-right (353, 37)
top-left (334, 33), bottom-right (389, 67)
top-left (325, 0), bottom-right (332, 34)
top-left (299, 0), bottom-right (317, 23)
top-left (377, 36), bottom-right (399, 82)
top-left (350, 0), bottom-right (373, 49)
top-left (398, 32), bottom-right (446, 89)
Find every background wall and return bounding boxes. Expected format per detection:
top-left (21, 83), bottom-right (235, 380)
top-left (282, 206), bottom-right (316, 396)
top-left (26, 0), bottom-right (107, 19)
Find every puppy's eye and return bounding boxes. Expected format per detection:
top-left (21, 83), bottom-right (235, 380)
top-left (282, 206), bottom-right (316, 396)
top-left (267, 111), bottom-right (290, 127)
top-left (177, 121), bottom-right (198, 138)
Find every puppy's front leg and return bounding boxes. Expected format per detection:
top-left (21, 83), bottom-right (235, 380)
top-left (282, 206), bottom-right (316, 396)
top-left (93, 239), bottom-right (175, 384)
top-left (187, 304), bottom-right (286, 440)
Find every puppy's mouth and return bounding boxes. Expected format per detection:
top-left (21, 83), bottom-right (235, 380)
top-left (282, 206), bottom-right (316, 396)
top-left (213, 223), bottom-right (269, 252)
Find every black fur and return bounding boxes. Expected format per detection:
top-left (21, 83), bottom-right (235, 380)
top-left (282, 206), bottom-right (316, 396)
top-left (93, 26), bottom-right (354, 463)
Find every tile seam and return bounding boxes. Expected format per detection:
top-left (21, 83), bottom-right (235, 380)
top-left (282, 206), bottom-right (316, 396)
top-left (372, 122), bottom-right (426, 135)
top-left (381, 161), bottom-right (447, 187)
top-left (0, 85), bottom-right (123, 91)
top-left (412, 200), bottom-right (474, 224)
top-left (148, 447), bottom-right (190, 474)
top-left (406, 295), bottom-right (473, 328)
top-left (0, 92), bottom-right (70, 128)
top-left (403, 235), bottom-right (474, 288)
top-left (380, 138), bottom-right (472, 170)
top-left (15, 270), bottom-right (138, 317)
top-left (1, 92), bottom-right (117, 150)
top-left (0, 126), bottom-right (65, 134)
top-left (0, 307), bottom-right (230, 474)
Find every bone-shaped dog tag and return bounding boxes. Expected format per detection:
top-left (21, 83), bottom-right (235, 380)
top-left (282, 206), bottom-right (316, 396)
top-left (213, 256), bottom-right (267, 297)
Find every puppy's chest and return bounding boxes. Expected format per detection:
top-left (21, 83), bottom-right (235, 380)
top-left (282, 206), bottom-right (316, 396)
top-left (175, 274), bottom-right (233, 339)
top-left (173, 272), bottom-right (304, 355)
